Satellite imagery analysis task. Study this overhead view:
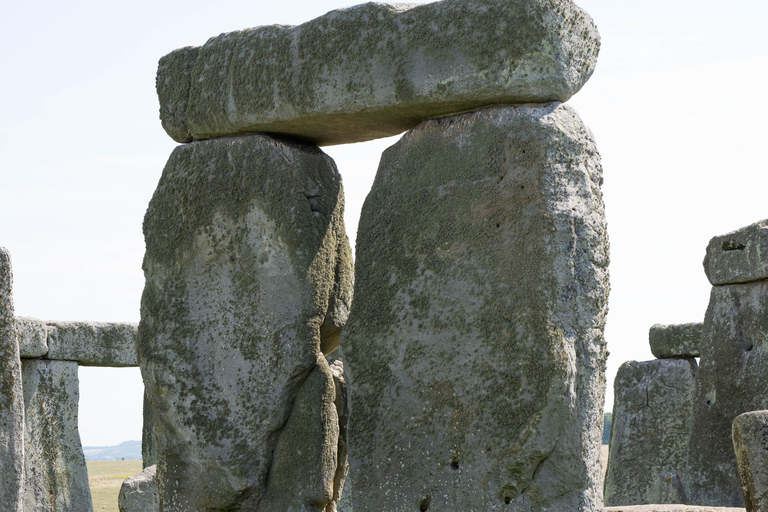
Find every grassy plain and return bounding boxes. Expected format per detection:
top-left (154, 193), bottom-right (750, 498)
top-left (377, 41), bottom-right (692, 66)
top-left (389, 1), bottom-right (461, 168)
top-left (87, 459), bottom-right (142, 512)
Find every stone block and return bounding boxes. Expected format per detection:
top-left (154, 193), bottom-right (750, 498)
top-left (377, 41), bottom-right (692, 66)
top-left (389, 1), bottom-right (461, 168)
top-left (119, 465), bottom-right (158, 512)
top-left (15, 317), bottom-right (48, 358)
top-left (604, 359), bottom-right (697, 506)
top-left (21, 358), bottom-right (92, 512)
top-left (649, 323), bottom-right (702, 359)
top-left (139, 133), bottom-right (352, 510)
top-left (0, 247), bottom-right (24, 511)
top-left (604, 507), bottom-right (746, 512)
top-left (687, 282), bottom-right (768, 507)
top-left (343, 103), bottom-right (609, 511)
top-left (704, 220), bottom-right (768, 285)
top-left (157, 0), bottom-right (600, 145)
top-left (141, 389), bottom-right (157, 469)
top-left (46, 321), bottom-right (138, 366)
top-left (732, 410), bottom-right (768, 512)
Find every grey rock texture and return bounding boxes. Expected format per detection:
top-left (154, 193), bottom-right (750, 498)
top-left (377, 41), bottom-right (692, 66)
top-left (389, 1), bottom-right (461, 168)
top-left (15, 317), bottom-right (48, 358)
top-left (47, 321), bottom-right (138, 367)
top-left (343, 103), bottom-right (609, 512)
top-left (139, 133), bottom-right (353, 511)
top-left (142, 390), bottom-right (157, 468)
top-left (0, 248), bottom-right (24, 512)
top-left (119, 465), bottom-right (159, 512)
top-left (732, 411), bottom-right (768, 512)
top-left (604, 507), bottom-right (746, 512)
top-left (604, 359), bottom-right (697, 506)
top-left (704, 220), bottom-right (768, 285)
top-left (21, 359), bottom-right (92, 512)
top-left (687, 282), bottom-right (768, 507)
top-left (649, 323), bottom-right (702, 359)
top-left (157, 0), bottom-right (600, 146)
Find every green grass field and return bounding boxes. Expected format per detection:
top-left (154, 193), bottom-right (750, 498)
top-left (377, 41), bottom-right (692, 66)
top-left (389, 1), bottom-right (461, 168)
top-left (87, 460), bottom-right (142, 512)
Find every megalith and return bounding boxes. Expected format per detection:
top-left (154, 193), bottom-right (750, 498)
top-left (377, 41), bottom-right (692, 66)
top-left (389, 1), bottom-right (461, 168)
top-left (649, 323), bottom-right (702, 359)
top-left (342, 103), bottom-right (609, 512)
top-left (119, 465), bottom-right (159, 512)
top-left (0, 247), bottom-right (24, 512)
top-left (732, 410), bottom-right (768, 512)
top-left (604, 359), bottom-right (697, 506)
top-left (15, 317), bottom-right (48, 358)
top-left (157, 0), bottom-right (600, 145)
top-left (21, 358), bottom-right (92, 512)
top-left (138, 133), bottom-right (353, 511)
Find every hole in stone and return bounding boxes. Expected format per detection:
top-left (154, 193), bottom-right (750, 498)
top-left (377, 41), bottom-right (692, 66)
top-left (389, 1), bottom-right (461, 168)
top-left (450, 453), bottom-right (460, 470)
top-left (706, 400), bottom-right (711, 406)
top-left (504, 496), bottom-right (512, 504)
top-left (520, 185), bottom-right (525, 190)
top-left (746, 343), bottom-right (754, 352)
top-left (419, 496), bottom-right (431, 511)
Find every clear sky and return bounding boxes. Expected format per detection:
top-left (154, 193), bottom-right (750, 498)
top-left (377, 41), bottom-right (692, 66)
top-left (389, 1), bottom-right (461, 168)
top-left (1, 0), bottom-right (767, 447)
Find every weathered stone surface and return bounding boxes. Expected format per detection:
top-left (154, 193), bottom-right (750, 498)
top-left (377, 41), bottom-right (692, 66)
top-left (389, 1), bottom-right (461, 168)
top-left (343, 103), bottom-right (609, 511)
top-left (15, 317), bottom-right (48, 358)
top-left (604, 359), bottom-right (697, 506)
top-left (649, 323), bottom-right (702, 359)
top-left (604, 507), bottom-right (745, 512)
top-left (158, 0), bottom-right (600, 146)
top-left (142, 389), bottom-right (157, 469)
top-left (21, 358), bottom-right (92, 512)
top-left (704, 220), bottom-right (768, 285)
top-left (139, 133), bottom-right (353, 511)
top-left (119, 465), bottom-right (159, 512)
top-left (732, 411), bottom-right (768, 512)
top-left (0, 247), bottom-right (24, 512)
top-left (687, 282), bottom-right (768, 507)
top-left (47, 321), bottom-right (138, 366)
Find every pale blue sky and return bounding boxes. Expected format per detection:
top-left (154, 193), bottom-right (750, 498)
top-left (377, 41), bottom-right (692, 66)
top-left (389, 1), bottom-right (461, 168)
top-left (1, 0), bottom-right (766, 446)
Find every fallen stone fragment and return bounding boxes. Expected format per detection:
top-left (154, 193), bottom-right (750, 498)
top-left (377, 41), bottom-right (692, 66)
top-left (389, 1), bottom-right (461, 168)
top-left (15, 317), bottom-right (48, 358)
top-left (157, 0), bottom-right (600, 145)
top-left (703, 219), bottom-right (768, 285)
top-left (21, 358), bottom-right (92, 512)
top-left (343, 103), bottom-right (609, 512)
top-left (0, 248), bottom-right (24, 512)
top-left (687, 282), bottom-right (768, 507)
top-left (732, 411), bottom-right (768, 512)
top-left (46, 321), bottom-right (138, 366)
top-left (139, 133), bottom-right (352, 511)
top-left (119, 465), bottom-right (159, 512)
top-left (604, 359), bottom-right (697, 506)
top-left (604, 506), bottom-right (746, 512)
top-left (649, 323), bottom-right (702, 358)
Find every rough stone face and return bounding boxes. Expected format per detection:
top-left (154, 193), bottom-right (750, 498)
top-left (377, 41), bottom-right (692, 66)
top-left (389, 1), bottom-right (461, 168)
top-left (139, 133), bottom-right (353, 511)
top-left (119, 465), bottom-right (159, 512)
top-left (649, 323), bottom-right (702, 359)
top-left (687, 282), bottom-right (768, 507)
top-left (47, 321), bottom-right (138, 367)
top-left (142, 390), bottom-right (157, 469)
top-left (157, 0), bottom-right (600, 146)
top-left (604, 359), bottom-right (697, 506)
top-left (15, 317), bottom-right (48, 358)
top-left (604, 507), bottom-right (746, 512)
top-left (732, 411), bottom-right (768, 512)
top-left (704, 220), bottom-right (768, 285)
top-left (0, 247), bottom-right (24, 512)
top-left (343, 103), bottom-right (609, 512)
top-left (21, 358), bottom-right (92, 512)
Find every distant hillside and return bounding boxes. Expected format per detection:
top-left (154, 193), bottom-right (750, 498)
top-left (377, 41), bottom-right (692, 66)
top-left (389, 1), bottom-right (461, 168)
top-left (83, 440), bottom-right (141, 461)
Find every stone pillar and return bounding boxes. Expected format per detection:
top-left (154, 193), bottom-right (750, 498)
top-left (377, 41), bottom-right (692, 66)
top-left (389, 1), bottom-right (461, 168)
top-left (732, 410), bottom-right (768, 512)
top-left (139, 134), bottom-right (353, 511)
top-left (343, 104), bottom-right (609, 512)
top-left (141, 390), bottom-right (157, 468)
top-left (0, 247), bottom-right (24, 512)
top-left (21, 358), bottom-right (92, 512)
top-left (119, 465), bottom-right (159, 512)
top-left (604, 359), bottom-right (697, 506)
top-left (687, 220), bottom-right (768, 507)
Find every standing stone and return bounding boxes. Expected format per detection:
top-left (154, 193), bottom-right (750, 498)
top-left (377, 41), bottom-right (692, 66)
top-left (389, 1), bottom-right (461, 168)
top-left (343, 103), bottom-right (609, 512)
top-left (649, 323), bottom-right (702, 359)
top-left (15, 317), bottom-right (48, 358)
top-left (142, 390), bottom-right (157, 468)
top-left (604, 359), bottom-right (697, 506)
top-left (119, 465), bottom-right (159, 512)
top-left (732, 411), bottom-right (768, 512)
top-left (157, 0), bottom-right (600, 145)
top-left (139, 133), bottom-right (353, 511)
top-left (0, 247), bottom-right (24, 512)
top-left (21, 359), bottom-right (92, 512)
top-left (687, 282), bottom-right (768, 507)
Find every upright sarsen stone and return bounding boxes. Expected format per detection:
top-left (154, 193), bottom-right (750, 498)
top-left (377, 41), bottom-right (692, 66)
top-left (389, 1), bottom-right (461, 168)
top-left (732, 411), bottom-right (768, 512)
top-left (343, 104), bottom-right (609, 512)
top-left (139, 134), bottom-right (353, 511)
top-left (21, 359), bottom-right (92, 512)
top-left (604, 359), bottom-right (697, 506)
top-left (0, 248), bottom-right (24, 512)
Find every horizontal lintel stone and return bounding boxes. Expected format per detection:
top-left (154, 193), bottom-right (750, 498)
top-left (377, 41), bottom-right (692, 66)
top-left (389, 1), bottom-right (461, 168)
top-left (157, 0), bottom-right (600, 146)
top-left (46, 321), bottom-right (138, 367)
top-left (704, 219), bottom-right (768, 285)
top-left (16, 316), bottom-right (48, 358)
top-left (649, 322), bottom-right (702, 359)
